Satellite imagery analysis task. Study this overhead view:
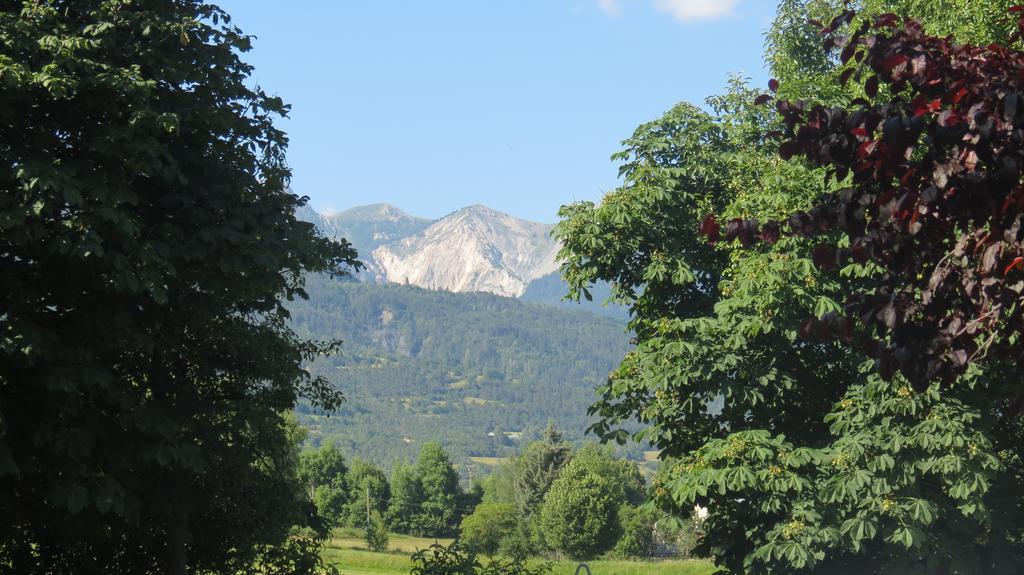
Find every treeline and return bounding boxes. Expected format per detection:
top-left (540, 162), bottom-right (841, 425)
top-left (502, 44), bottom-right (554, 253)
top-left (297, 424), bottom-right (698, 563)
top-left (468, 424), bottom-right (695, 561)
top-left (298, 440), bottom-right (477, 542)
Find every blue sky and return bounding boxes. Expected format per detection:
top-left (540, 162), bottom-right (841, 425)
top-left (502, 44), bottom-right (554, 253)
top-left (216, 0), bottom-right (779, 222)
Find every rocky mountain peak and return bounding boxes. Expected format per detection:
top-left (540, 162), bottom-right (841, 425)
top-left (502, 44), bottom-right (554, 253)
top-left (300, 199), bottom-right (561, 298)
top-left (372, 205), bottom-right (559, 298)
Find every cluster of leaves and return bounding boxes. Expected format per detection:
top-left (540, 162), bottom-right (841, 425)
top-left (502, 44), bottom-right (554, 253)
top-left (653, 372), bottom-right (1021, 572)
top-left (0, 1), bottom-right (357, 573)
top-left (296, 444), bottom-right (395, 537)
top-left (346, 458), bottom-right (392, 530)
top-left (712, 6), bottom-right (1024, 390)
top-left (511, 423), bottom-right (573, 516)
top-left (475, 424), bottom-right (575, 557)
top-left (298, 443), bottom-right (350, 530)
top-left (610, 505), bottom-right (658, 559)
top-left (766, 0), bottom-right (1022, 105)
top-left (558, 79), bottom-right (854, 463)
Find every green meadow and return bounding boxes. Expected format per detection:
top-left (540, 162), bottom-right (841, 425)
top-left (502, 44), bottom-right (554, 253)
top-left (324, 529), bottom-right (715, 575)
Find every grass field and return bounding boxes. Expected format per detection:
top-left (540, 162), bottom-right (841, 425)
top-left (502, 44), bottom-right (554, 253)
top-left (329, 528), bottom-right (454, 554)
top-left (468, 456), bottom-right (508, 467)
top-left (324, 529), bottom-right (715, 575)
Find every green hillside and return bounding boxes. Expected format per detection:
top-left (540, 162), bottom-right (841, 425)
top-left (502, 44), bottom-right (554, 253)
top-left (521, 271), bottom-right (630, 320)
top-left (288, 276), bottom-right (632, 468)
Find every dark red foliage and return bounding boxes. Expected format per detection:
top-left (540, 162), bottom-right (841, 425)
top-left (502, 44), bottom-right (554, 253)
top-left (700, 214), bottom-right (721, 244)
top-left (702, 8), bottom-right (1024, 389)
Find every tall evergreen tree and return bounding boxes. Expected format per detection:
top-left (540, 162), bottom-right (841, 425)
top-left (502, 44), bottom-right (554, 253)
top-left (512, 422), bottom-right (571, 517)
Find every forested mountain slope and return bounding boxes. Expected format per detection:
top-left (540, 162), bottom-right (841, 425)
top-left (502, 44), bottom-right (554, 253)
top-left (520, 272), bottom-right (628, 320)
top-left (288, 275), bottom-right (632, 468)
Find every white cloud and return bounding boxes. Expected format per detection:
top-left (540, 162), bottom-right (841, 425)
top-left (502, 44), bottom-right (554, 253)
top-left (597, 0), bottom-right (622, 17)
top-left (654, 0), bottom-right (739, 22)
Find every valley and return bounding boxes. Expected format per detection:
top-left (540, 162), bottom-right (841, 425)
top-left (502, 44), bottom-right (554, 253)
top-left (289, 276), bottom-right (633, 470)
top-left (289, 203), bottom-right (634, 470)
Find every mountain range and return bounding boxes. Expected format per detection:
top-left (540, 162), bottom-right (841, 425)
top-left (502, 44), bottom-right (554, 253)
top-left (288, 201), bottom-right (635, 468)
top-left (297, 203), bottom-right (611, 308)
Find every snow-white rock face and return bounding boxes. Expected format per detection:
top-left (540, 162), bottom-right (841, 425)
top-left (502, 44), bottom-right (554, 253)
top-left (299, 201), bottom-right (561, 298)
top-left (373, 205), bottom-right (560, 298)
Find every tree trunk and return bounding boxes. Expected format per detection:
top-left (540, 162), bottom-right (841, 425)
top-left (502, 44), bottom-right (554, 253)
top-left (167, 521), bottom-right (188, 575)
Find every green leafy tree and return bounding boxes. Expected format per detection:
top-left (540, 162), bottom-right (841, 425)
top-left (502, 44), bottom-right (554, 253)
top-left (365, 510), bottom-right (389, 553)
top-left (571, 444), bottom-right (645, 506)
top-left (459, 479), bottom-right (485, 516)
top-left (459, 503), bottom-right (518, 557)
top-left (386, 462), bottom-right (424, 534)
top-left (344, 458), bottom-right (390, 529)
top-left (555, 2), bottom-right (1024, 573)
top-left (612, 505), bottom-right (657, 559)
top-left (538, 459), bottom-right (621, 560)
top-left (298, 443), bottom-right (349, 527)
top-left (0, 1), bottom-right (357, 573)
top-left (298, 443), bottom-right (349, 491)
top-left (481, 457), bottom-right (519, 506)
top-left (416, 441), bottom-right (461, 536)
top-left (498, 520), bottom-right (536, 562)
top-left (556, 77), bottom-right (851, 472)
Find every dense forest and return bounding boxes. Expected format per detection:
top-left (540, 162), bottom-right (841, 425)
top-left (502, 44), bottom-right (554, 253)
top-left (287, 275), bottom-right (633, 467)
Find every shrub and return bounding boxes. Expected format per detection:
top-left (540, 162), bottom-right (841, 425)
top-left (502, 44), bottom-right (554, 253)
top-left (612, 506), bottom-right (656, 559)
top-left (410, 543), bottom-right (550, 575)
top-left (538, 460), bottom-right (621, 559)
top-left (460, 503), bottom-right (518, 556)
